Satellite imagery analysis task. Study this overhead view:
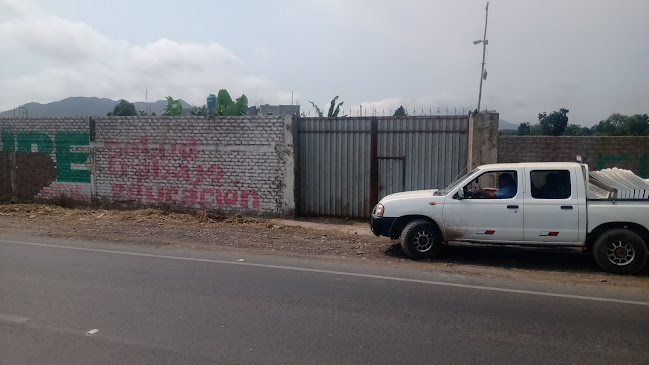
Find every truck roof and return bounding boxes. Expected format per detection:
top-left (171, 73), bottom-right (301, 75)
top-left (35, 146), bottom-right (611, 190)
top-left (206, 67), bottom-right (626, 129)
top-left (479, 162), bottom-right (584, 170)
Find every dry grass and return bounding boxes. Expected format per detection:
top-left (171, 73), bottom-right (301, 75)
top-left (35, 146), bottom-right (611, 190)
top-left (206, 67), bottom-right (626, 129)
top-left (0, 203), bottom-right (267, 226)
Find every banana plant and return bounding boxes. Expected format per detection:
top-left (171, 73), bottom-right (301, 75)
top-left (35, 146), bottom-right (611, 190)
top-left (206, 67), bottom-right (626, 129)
top-left (162, 96), bottom-right (183, 116)
top-left (309, 96), bottom-right (345, 117)
top-left (215, 89), bottom-right (248, 116)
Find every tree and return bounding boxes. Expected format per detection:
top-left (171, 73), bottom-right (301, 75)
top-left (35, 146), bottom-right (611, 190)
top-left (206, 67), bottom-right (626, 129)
top-left (610, 114), bottom-right (649, 136)
top-left (162, 96), bottom-right (183, 116)
top-left (619, 114), bottom-right (649, 136)
top-left (538, 108), bottom-right (569, 136)
top-left (591, 116), bottom-right (618, 136)
top-left (138, 110), bottom-right (148, 116)
top-left (563, 124), bottom-right (592, 136)
top-left (108, 99), bottom-right (137, 116)
top-left (591, 113), bottom-right (649, 136)
top-left (393, 106), bottom-right (407, 116)
top-left (530, 124), bottom-right (543, 135)
top-left (309, 96), bottom-right (344, 117)
top-left (517, 122), bottom-right (532, 136)
top-left (192, 105), bottom-right (210, 117)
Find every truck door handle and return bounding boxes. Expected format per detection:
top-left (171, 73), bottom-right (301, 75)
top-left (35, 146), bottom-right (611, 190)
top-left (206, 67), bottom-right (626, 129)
top-left (507, 205), bottom-right (519, 209)
top-left (561, 205), bottom-right (573, 210)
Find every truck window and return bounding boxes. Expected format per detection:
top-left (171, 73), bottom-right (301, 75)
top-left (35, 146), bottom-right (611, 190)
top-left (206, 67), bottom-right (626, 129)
top-left (530, 170), bottom-right (571, 199)
top-left (465, 170), bottom-right (518, 199)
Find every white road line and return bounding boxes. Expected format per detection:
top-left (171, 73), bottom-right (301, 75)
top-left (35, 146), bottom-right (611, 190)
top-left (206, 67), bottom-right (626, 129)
top-left (0, 313), bottom-right (29, 323)
top-left (2, 239), bottom-right (649, 307)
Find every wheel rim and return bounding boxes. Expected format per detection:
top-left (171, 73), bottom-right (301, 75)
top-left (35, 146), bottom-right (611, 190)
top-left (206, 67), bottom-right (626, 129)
top-left (412, 230), bottom-right (433, 253)
top-left (606, 240), bottom-right (636, 266)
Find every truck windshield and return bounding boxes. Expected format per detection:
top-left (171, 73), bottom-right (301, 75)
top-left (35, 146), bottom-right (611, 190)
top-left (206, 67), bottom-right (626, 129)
top-left (434, 168), bottom-right (480, 195)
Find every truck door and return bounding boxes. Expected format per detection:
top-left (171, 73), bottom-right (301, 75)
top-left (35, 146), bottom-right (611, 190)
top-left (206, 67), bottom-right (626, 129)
top-left (444, 169), bottom-right (525, 243)
top-left (523, 167), bottom-right (580, 243)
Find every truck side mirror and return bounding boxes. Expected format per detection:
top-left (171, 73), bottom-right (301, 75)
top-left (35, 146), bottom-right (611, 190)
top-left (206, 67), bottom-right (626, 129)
top-left (456, 189), bottom-right (465, 200)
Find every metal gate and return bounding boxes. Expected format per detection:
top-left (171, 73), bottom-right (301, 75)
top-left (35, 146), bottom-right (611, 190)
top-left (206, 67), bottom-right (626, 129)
top-left (296, 116), bottom-right (469, 218)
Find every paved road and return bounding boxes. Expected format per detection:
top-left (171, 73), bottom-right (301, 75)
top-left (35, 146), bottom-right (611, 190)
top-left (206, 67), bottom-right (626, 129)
top-left (2, 235), bottom-right (649, 365)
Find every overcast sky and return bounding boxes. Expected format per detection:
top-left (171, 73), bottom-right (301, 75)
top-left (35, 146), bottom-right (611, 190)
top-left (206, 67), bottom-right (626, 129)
top-left (1, 0), bottom-right (648, 125)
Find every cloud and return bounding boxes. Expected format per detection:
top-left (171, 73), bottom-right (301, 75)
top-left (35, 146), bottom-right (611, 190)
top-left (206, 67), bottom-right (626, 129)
top-left (0, 1), bottom-right (113, 63)
top-left (0, 0), bottom-right (41, 18)
top-left (351, 97), bottom-right (405, 116)
top-left (0, 0), bottom-right (290, 110)
top-left (128, 39), bottom-right (241, 73)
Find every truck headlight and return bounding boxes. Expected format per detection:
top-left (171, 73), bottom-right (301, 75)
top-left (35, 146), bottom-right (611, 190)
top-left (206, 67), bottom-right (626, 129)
top-left (373, 203), bottom-right (384, 217)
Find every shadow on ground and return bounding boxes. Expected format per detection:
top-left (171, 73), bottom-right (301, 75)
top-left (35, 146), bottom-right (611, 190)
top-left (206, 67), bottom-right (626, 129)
top-left (384, 242), bottom-right (649, 277)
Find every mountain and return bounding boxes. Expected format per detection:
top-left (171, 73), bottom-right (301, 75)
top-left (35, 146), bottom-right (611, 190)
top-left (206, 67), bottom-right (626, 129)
top-left (0, 97), bottom-right (194, 117)
top-left (499, 119), bottom-right (518, 130)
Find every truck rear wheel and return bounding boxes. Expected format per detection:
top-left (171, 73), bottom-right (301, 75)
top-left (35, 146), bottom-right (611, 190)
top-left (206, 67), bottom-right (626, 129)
top-left (400, 220), bottom-right (443, 260)
top-left (592, 229), bottom-right (648, 275)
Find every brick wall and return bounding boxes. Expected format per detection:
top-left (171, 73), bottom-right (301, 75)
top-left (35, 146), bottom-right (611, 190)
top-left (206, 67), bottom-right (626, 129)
top-left (498, 136), bottom-right (649, 178)
top-left (0, 116), bottom-right (296, 215)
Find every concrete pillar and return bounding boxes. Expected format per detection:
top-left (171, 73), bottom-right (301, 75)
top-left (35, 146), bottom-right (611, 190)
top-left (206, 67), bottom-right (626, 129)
top-left (467, 111), bottom-right (499, 171)
top-left (280, 115), bottom-right (296, 216)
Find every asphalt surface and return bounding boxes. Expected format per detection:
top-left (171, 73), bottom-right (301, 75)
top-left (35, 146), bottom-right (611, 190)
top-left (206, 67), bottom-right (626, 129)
top-left (2, 235), bottom-right (649, 365)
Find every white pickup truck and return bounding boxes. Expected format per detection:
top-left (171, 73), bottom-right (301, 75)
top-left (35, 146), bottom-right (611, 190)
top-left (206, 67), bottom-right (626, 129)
top-left (371, 162), bottom-right (649, 274)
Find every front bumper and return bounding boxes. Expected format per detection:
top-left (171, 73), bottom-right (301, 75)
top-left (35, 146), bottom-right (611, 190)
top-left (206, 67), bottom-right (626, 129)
top-left (370, 215), bottom-right (397, 237)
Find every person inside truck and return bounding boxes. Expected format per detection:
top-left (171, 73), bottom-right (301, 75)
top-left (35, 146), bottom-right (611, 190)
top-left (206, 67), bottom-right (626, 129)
top-left (539, 173), bottom-right (561, 199)
top-left (538, 171), bottom-right (571, 199)
top-left (474, 173), bottom-right (516, 199)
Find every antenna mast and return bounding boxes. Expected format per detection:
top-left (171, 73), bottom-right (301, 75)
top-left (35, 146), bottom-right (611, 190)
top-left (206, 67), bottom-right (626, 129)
top-left (476, 2), bottom-right (489, 113)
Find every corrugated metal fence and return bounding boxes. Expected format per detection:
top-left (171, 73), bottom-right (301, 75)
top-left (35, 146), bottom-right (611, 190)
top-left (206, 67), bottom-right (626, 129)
top-left (296, 116), bottom-right (469, 218)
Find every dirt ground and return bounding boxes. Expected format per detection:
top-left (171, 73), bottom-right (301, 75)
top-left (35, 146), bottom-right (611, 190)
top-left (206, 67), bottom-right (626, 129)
top-left (1, 204), bottom-right (648, 290)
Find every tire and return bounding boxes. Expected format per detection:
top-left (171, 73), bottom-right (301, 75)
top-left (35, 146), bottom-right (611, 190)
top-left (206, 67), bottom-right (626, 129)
top-left (592, 228), bottom-right (648, 275)
top-left (400, 220), bottom-right (444, 260)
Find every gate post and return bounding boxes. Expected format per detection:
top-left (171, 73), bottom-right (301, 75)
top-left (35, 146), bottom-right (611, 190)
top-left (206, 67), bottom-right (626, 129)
top-left (370, 117), bottom-right (379, 209)
top-left (293, 114), bottom-right (301, 216)
top-left (467, 112), bottom-right (499, 170)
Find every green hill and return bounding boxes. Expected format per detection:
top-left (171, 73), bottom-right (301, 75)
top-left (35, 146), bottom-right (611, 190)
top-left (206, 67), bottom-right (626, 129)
top-left (1, 97), bottom-right (194, 117)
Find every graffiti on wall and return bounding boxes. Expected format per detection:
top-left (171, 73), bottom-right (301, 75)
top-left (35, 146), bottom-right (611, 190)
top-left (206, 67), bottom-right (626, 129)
top-left (597, 154), bottom-right (649, 178)
top-left (1, 131), bottom-right (90, 183)
top-left (0, 132), bottom-right (262, 209)
top-left (105, 137), bottom-right (261, 210)
top-left (1, 131), bottom-right (90, 201)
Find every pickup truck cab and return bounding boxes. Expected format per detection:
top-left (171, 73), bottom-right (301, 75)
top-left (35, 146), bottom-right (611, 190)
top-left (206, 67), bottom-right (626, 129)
top-left (371, 162), bottom-right (649, 274)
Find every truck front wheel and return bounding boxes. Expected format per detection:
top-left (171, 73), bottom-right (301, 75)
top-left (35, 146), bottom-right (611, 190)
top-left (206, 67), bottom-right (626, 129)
top-left (592, 229), bottom-right (648, 275)
top-left (400, 220), bottom-right (443, 260)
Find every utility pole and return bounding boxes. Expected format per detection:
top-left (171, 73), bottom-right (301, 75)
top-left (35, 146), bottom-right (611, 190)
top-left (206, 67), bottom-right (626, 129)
top-left (475, 2), bottom-right (489, 113)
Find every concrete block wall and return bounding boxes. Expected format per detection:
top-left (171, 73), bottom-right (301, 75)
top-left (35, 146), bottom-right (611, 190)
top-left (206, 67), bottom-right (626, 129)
top-left (0, 116), bottom-right (296, 215)
top-left (498, 136), bottom-right (649, 178)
